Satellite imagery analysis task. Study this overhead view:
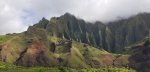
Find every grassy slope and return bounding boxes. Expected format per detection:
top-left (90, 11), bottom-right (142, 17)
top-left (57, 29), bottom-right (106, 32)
top-left (0, 61), bottom-right (135, 72)
top-left (0, 35), bottom-right (136, 71)
top-left (0, 35), bottom-right (14, 45)
top-left (48, 36), bottom-right (131, 68)
top-left (0, 33), bottom-right (26, 63)
top-left (48, 36), bottom-right (111, 68)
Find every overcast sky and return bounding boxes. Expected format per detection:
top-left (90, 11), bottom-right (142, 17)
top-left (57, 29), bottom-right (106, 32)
top-left (0, 0), bottom-right (150, 35)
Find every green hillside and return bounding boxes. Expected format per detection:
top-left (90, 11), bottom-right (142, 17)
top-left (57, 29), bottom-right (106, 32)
top-left (1, 13), bottom-right (150, 72)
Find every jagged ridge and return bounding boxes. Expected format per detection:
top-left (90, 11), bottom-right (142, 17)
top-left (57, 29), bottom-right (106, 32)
top-left (33, 12), bottom-right (150, 53)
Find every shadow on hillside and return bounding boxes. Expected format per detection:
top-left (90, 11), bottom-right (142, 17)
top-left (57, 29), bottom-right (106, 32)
top-left (129, 40), bottom-right (150, 72)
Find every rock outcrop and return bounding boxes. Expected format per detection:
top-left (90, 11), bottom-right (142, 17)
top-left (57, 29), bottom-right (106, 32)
top-left (14, 26), bottom-right (58, 67)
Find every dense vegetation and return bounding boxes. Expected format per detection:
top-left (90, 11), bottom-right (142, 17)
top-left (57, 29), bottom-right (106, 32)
top-left (0, 62), bottom-right (135, 72)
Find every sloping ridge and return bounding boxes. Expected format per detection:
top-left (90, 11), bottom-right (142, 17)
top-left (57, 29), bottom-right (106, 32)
top-left (14, 26), bottom-right (58, 67)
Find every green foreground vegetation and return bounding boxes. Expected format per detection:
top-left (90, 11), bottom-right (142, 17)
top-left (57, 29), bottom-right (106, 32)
top-left (0, 62), bottom-right (135, 72)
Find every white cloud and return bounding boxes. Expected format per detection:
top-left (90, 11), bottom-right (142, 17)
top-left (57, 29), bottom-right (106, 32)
top-left (0, 0), bottom-right (150, 34)
top-left (0, 0), bottom-right (29, 35)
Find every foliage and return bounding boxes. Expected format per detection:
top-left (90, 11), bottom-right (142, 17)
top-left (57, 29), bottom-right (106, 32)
top-left (0, 62), bottom-right (135, 72)
top-left (0, 35), bottom-right (12, 44)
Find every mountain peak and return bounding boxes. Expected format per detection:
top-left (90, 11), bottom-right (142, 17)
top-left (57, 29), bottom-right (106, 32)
top-left (61, 12), bottom-right (75, 18)
top-left (64, 12), bottom-right (72, 16)
top-left (41, 17), bottom-right (47, 20)
top-left (40, 17), bottom-right (49, 22)
top-left (33, 17), bottom-right (49, 29)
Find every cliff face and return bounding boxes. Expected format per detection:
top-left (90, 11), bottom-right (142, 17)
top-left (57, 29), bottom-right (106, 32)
top-left (33, 13), bottom-right (150, 53)
top-left (108, 13), bottom-right (150, 52)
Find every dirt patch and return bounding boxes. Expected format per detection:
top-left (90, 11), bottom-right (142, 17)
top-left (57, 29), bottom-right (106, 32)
top-left (101, 54), bottom-right (114, 67)
top-left (15, 40), bottom-right (57, 67)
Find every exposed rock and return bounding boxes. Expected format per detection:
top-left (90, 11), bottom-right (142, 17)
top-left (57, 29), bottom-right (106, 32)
top-left (15, 40), bottom-right (56, 66)
top-left (0, 46), bottom-right (1, 51)
top-left (15, 26), bottom-right (57, 67)
top-left (50, 42), bottom-right (56, 53)
top-left (0, 45), bottom-right (2, 61)
top-left (56, 39), bottom-right (72, 53)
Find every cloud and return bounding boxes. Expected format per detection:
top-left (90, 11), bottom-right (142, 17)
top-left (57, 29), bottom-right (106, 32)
top-left (27, 0), bottom-right (150, 22)
top-left (0, 0), bottom-right (28, 35)
top-left (0, 0), bottom-right (150, 34)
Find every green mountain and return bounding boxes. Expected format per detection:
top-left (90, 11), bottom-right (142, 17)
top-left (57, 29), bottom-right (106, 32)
top-left (0, 12), bottom-right (150, 72)
top-left (33, 13), bottom-right (150, 53)
top-left (108, 13), bottom-right (150, 52)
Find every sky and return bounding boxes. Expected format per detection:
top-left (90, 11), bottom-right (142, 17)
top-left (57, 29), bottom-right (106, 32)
top-left (0, 0), bottom-right (150, 35)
